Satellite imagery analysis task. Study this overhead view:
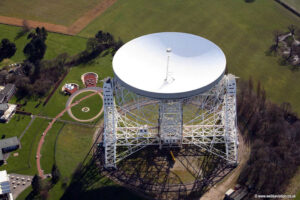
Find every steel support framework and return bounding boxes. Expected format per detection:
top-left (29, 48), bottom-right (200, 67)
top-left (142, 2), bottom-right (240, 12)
top-left (103, 74), bottom-right (238, 169)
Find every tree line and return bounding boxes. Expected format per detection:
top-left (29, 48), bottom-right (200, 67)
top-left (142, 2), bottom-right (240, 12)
top-left (237, 78), bottom-right (300, 198)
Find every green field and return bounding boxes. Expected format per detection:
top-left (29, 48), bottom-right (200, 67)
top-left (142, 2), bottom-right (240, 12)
top-left (0, 118), bottom-right (51, 175)
top-left (0, 24), bottom-right (87, 68)
top-left (296, 191), bottom-right (300, 200)
top-left (80, 0), bottom-right (300, 114)
top-left (281, 0), bottom-right (300, 13)
top-left (70, 91), bottom-right (103, 120)
top-left (0, 0), bottom-right (103, 26)
top-left (55, 124), bottom-right (94, 178)
top-left (48, 124), bottom-right (95, 199)
top-left (0, 115), bottom-right (31, 138)
top-left (40, 122), bottom-right (65, 174)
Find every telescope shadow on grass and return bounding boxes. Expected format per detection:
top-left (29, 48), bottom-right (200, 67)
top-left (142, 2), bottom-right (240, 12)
top-left (60, 159), bottom-right (144, 200)
top-left (92, 146), bottom-right (234, 200)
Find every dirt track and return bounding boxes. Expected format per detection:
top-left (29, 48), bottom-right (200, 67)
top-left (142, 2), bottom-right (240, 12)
top-left (0, 0), bottom-right (117, 35)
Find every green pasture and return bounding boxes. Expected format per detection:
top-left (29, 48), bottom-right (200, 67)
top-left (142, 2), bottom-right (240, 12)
top-left (80, 0), bottom-right (300, 114)
top-left (281, 0), bottom-right (300, 13)
top-left (0, 0), bottom-right (103, 26)
top-left (0, 115), bottom-right (31, 138)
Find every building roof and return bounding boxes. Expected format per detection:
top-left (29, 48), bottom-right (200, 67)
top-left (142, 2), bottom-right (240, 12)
top-left (0, 84), bottom-right (15, 96)
top-left (0, 104), bottom-right (9, 112)
top-left (113, 32), bottom-right (226, 99)
top-left (0, 171), bottom-right (11, 195)
top-left (0, 137), bottom-right (19, 149)
top-left (0, 94), bottom-right (5, 104)
top-left (0, 171), bottom-right (9, 182)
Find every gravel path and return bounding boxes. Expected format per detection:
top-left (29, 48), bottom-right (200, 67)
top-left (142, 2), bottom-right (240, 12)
top-left (19, 115), bottom-right (36, 140)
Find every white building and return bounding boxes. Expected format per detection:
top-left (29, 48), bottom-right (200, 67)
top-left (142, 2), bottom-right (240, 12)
top-left (0, 171), bottom-right (13, 200)
top-left (0, 104), bottom-right (17, 123)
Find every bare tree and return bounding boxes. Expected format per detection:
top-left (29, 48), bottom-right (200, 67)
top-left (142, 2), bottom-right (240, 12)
top-left (22, 20), bottom-right (30, 32)
top-left (288, 24), bottom-right (296, 37)
top-left (269, 31), bottom-right (280, 55)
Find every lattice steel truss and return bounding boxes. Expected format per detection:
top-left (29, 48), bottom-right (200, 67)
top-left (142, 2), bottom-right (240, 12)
top-left (103, 74), bottom-right (238, 169)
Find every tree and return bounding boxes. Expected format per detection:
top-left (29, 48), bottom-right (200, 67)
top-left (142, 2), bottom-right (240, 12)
top-left (86, 38), bottom-right (104, 53)
top-left (27, 27), bottom-right (47, 42)
top-left (95, 30), bottom-right (114, 47)
top-left (15, 20), bottom-right (31, 40)
top-left (269, 31), bottom-right (280, 55)
top-left (33, 79), bottom-right (52, 97)
top-left (14, 75), bottom-right (33, 98)
top-left (22, 61), bottom-right (35, 77)
top-left (288, 24), bottom-right (296, 37)
top-left (23, 37), bottom-right (47, 63)
top-left (0, 70), bottom-right (8, 85)
top-left (51, 164), bottom-right (61, 184)
top-left (31, 175), bottom-right (42, 195)
top-left (23, 27), bottom-right (48, 63)
top-left (0, 39), bottom-right (17, 62)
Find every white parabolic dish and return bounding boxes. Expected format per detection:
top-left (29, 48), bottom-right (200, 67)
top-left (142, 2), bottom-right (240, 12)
top-left (113, 32), bottom-right (226, 99)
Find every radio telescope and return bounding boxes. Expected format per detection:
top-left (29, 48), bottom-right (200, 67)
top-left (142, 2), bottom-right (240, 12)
top-left (103, 32), bottom-right (238, 169)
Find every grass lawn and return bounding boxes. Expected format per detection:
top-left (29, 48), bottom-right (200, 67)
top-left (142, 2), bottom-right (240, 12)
top-left (16, 186), bottom-right (32, 200)
top-left (41, 54), bottom-right (112, 119)
top-left (0, 0), bottom-right (103, 26)
top-left (70, 91), bottom-right (102, 120)
top-left (281, 0), bottom-right (300, 13)
top-left (0, 115), bottom-right (31, 138)
top-left (0, 24), bottom-right (87, 68)
top-left (55, 124), bottom-right (95, 178)
top-left (47, 124), bottom-right (95, 199)
top-left (79, 0), bottom-right (300, 115)
top-left (40, 122), bottom-right (65, 174)
top-left (296, 191), bottom-right (300, 200)
top-left (0, 118), bottom-right (51, 175)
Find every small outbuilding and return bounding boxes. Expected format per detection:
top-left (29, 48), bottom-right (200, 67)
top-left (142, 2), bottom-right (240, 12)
top-left (0, 103), bottom-right (17, 123)
top-left (61, 83), bottom-right (79, 95)
top-left (0, 170), bottom-right (13, 200)
top-left (0, 137), bottom-right (20, 165)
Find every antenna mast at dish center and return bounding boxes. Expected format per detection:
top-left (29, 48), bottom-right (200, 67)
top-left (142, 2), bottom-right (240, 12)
top-left (103, 32), bottom-right (238, 169)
